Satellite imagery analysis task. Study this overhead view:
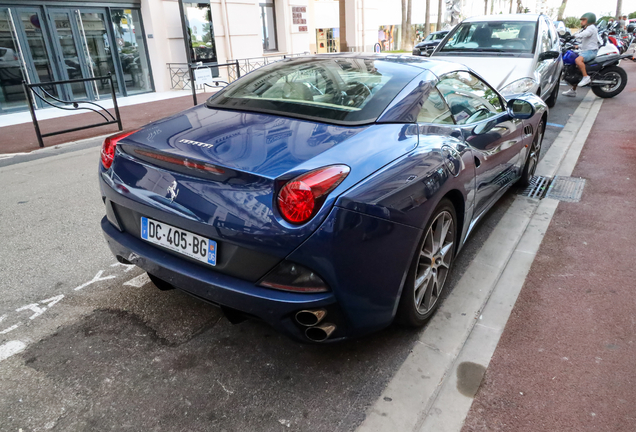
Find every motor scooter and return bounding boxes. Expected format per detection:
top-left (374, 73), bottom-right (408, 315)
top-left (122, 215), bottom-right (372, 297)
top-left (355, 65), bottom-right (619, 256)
top-left (561, 36), bottom-right (632, 98)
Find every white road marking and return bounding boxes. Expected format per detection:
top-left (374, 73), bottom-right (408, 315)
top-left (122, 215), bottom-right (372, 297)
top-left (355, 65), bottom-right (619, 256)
top-left (74, 270), bottom-right (116, 291)
top-left (110, 262), bottom-right (136, 272)
top-left (40, 294), bottom-right (64, 308)
top-left (0, 341), bottom-right (26, 362)
top-left (124, 273), bottom-right (151, 288)
top-left (16, 303), bottom-right (47, 320)
top-left (0, 323), bottom-right (21, 335)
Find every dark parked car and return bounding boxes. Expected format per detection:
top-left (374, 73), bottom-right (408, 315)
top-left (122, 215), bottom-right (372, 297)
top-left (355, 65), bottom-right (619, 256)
top-left (99, 54), bottom-right (547, 343)
top-left (412, 31), bottom-right (449, 56)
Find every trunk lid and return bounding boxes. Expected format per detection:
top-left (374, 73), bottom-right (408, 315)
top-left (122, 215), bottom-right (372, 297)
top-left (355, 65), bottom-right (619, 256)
top-left (108, 105), bottom-right (417, 261)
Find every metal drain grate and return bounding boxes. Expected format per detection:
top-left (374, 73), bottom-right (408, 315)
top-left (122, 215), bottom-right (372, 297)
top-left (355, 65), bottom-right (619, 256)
top-left (520, 175), bottom-right (553, 199)
top-left (519, 175), bottom-right (586, 202)
top-left (545, 176), bottom-right (586, 202)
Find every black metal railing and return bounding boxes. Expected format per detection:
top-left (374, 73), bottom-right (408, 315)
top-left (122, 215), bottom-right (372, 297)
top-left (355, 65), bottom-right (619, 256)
top-left (168, 61), bottom-right (240, 90)
top-left (168, 53), bottom-right (311, 91)
top-left (22, 74), bottom-right (122, 148)
top-left (230, 52), bottom-right (310, 77)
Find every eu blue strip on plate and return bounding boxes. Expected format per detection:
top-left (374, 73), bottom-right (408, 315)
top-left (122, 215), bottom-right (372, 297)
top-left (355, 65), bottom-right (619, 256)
top-left (141, 217), bottom-right (148, 239)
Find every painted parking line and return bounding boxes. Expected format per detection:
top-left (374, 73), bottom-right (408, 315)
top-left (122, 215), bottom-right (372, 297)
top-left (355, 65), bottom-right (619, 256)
top-left (0, 341), bottom-right (26, 362)
top-left (123, 273), bottom-right (151, 288)
top-left (546, 122), bottom-right (565, 128)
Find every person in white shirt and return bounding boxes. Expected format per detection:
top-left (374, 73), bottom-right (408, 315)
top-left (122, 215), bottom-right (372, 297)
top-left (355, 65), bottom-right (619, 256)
top-left (563, 13), bottom-right (598, 96)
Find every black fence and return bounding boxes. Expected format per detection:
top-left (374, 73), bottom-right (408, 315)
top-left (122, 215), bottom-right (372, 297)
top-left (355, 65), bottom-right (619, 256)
top-left (187, 61), bottom-right (241, 106)
top-left (22, 74), bottom-right (122, 148)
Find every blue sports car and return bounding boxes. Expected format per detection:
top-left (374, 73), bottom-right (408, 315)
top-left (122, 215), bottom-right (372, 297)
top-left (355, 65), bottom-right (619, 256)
top-left (99, 54), bottom-right (547, 342)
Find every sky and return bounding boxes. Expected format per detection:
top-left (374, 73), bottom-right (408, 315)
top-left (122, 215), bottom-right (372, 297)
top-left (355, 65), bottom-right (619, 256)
top-left (561, 0), bottom-right (636, 18)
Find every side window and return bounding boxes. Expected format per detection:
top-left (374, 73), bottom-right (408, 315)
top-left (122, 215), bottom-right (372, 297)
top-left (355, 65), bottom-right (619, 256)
top-left (417, 87), bottom-right (454, 124)
top-left (437, 71), bottom-right (504, 125)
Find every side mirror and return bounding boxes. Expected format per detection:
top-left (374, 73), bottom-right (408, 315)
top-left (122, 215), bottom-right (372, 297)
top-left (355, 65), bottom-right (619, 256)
top-left (538, 50), bottom-right (560, 61)
top-left (507, 99), bottom-right (535, 120)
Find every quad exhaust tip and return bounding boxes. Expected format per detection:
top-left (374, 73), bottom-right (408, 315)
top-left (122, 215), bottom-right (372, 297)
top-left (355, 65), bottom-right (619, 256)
top-left (305, 323), bottom-right (336, 342)
top-left (295, 309), bottom-right (327, 327)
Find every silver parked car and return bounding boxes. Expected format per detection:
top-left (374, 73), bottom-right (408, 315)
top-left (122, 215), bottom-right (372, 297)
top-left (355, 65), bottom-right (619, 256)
top-left (431, 14), bottom-right (563, 107)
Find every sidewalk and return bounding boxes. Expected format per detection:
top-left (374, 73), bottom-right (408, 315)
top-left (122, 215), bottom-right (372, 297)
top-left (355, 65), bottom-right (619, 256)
top-left (462, 63), bottom-right (636, 431)
top-left (0, 91), bottom-right (215, 155)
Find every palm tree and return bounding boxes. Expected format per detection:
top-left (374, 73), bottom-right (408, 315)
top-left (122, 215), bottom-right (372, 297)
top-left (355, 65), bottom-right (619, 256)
top-left (484, 0), bottom-right (488, 15)
top-left (401, 0), bottom-right (414, 51)
top-left (616, 0), bottom-right (623, 18)
top-left (437, 0), bottom-right (443, 30)
top-left (425, 0), bottom-right (431, 38)
top-left (557, 0), bottom-right (568, 20)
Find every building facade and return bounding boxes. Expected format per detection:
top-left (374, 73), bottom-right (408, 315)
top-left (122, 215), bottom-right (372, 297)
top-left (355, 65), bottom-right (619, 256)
top-left (0, 0), bottom-right (524, 116)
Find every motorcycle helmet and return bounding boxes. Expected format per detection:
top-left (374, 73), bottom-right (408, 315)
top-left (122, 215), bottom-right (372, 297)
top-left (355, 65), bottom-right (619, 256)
top-left (563, 50), bottom-right (579, 65)
top-left (580, 12), bottom-right (597, 25)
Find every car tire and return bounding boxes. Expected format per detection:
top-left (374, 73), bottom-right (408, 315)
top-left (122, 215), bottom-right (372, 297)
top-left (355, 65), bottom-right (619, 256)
top-left (518, 119), bottom-right (545, 187)
top-left (545, 81), bottom-right (559, 108)
top-left (591, 66), bottom-right (628, 98)
top-left (395, 199), bottom-right (457, 327)
top-left (148, 273), bottom-right (176, 291)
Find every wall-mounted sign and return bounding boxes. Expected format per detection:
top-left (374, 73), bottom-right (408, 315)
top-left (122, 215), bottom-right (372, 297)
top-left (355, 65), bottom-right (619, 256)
top-left (291, 6), bottom-right (308, 33)
top-left (194, 67), bottom-right (214, 85)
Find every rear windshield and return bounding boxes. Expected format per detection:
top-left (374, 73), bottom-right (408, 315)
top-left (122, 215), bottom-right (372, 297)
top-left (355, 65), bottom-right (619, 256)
top-left (206, 57), bottom-right (421, 124)
top-left (439, 21), bottom-right (537, 54)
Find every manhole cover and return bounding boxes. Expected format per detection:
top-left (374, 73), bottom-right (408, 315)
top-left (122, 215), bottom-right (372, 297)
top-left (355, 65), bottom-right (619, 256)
top-left (545, 176), bottom-right (586, 202)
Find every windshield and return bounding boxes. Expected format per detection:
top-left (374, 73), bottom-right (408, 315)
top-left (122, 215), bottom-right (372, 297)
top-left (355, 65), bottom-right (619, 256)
top-left (439, 21), bottom-right (537, 53)
top-left (207, 57), bottom-right (420, 124)
top-left (425, 32), bottom-right (446, 42)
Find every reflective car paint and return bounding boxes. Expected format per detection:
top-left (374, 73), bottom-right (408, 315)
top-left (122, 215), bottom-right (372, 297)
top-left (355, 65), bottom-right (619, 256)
top-left (431, 14), bottom-right (563, 101)
top-left (99, 54), bottom-right (548, 342)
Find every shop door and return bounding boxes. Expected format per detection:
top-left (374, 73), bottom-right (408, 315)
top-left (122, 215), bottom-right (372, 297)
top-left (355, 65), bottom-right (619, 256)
top-left (47, 8), bottom-right (121, 100)
top-left (1, 7), bottom-right (62, 110)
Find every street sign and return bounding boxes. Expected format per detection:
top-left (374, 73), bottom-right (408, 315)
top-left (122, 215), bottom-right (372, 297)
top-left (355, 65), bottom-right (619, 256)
top-left (194, 67), bottom-right (213, 85)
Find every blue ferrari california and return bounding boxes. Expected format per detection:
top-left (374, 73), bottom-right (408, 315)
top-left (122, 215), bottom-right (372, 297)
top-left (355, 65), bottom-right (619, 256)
top-left (99, 54), bottom-right (547, 342)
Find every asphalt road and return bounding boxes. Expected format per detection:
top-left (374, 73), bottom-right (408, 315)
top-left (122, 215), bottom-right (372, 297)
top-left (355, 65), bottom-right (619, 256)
top-left (0, 90), bottom-right (588, 432)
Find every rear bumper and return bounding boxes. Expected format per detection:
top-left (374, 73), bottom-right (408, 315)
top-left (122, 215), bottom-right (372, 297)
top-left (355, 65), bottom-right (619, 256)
top-left (101, 217), bottom-right (335, 342)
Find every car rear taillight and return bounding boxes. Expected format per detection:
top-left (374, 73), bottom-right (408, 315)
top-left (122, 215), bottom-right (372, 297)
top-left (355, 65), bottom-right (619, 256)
top-left (101, 130), bottom-right (138, 170)
top-left (277, 165), bottom-right (350, 224)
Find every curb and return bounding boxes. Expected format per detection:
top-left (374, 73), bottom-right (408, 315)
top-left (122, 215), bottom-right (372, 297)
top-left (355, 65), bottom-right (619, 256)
top-left (356, 91), bottom-right (603, 432)
top-left (0, 134), bottom-right (109, 168)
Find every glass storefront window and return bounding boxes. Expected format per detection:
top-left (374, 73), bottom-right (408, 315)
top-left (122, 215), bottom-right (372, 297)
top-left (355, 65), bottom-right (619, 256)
top-left (110, 9), bottom-right (152, 94)
top-left (183, 2), bottom-right (218, 62)
top-left (0, 8), bottom-right (28, 112)
top-left (51, 11), bottom-right (87, 99)
top-left (259, 1), bottom-right (277, 51)
top-left (1, 5), bottom-right (153, 115)
top-left (77, 11), bottom-right (117, 98)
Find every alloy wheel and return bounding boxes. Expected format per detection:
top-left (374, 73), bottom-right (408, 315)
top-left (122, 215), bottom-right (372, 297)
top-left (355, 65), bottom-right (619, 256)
top-left (414, 211), bottom-right (455, 315)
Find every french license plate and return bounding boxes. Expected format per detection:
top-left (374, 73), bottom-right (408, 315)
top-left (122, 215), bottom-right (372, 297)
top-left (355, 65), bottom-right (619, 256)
top-left (140, 217), bottom-right (217, 266)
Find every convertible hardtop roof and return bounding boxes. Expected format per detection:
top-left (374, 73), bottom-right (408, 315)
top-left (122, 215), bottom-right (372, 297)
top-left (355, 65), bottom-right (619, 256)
top-left (463, 14), bottom-right (541, 23)
top-left (293, 53), bottom-right (470, 78)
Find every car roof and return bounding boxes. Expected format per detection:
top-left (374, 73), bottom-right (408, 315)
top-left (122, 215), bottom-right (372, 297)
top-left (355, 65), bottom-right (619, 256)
top-left (307, 53), bottom-right (469, 77)
top-left (431, 30), bottom-right (449, 34)
top-left (463, 14), bottom-right (541, 23)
